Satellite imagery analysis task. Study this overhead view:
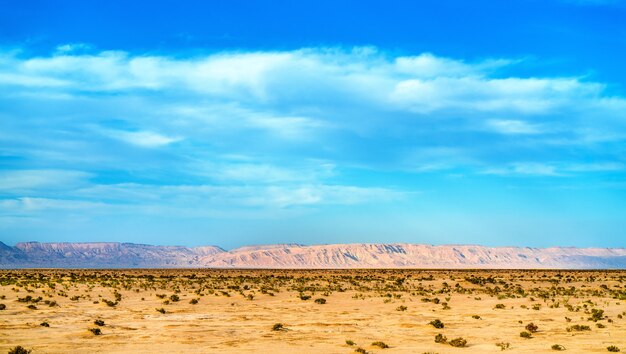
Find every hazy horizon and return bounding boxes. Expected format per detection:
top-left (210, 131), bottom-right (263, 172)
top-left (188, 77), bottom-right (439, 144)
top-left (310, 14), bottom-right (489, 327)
top-left (2, 1), bottom-right (626, 250)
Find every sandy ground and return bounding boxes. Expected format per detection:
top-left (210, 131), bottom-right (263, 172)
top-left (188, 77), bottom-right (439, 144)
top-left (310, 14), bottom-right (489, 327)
top-left (0, 269), bottom-right (624, 353)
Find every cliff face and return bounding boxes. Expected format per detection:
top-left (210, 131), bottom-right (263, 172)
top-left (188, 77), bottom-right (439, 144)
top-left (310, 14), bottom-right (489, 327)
top-left (1, 241), bottom-right (625, 269)
top-left (4, 242), bottom-right (224, 268)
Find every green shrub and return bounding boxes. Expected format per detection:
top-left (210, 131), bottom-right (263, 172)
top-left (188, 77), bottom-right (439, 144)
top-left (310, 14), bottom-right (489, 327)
top-left (566, 325), bottom-right (591, 332)
top-left (8, 346), bottom-right (32, 354)
top-left (449, 337), bottom-right (467, 347)
top-left (169, 294), bottom-right (179, 302)
top-left (272, 323), bottom-right (284, 331)
top-left (396, 305), bottom-right (407, 311)
top-left (552, 344), bottom-right (566, 351)
top-left (156, 307), bottom-right (166, 314)
top-left (496, 342), bottom-right (510, 351)
top-left (525, 323), bottom-right (538, 333)
top-left (89, 327), bottom-right (101, 335)
top-left (40, 321), bottom-right (50, 327)
top-left (434, 333), bottom-right (447, 344)
top-left (314, 298), bottom-right (326, 304)
top-left (494, 304), bottom-right (506, 309)
top-left (0, 303), bottom-right (6, 310)
top-left (430, 319), bottom-right (444, 328)
top-left (190, 298), bottom-right (199, 305)
top-left (589, 309), bottom-right (604, 321)
top-left (94, 319), bottom-right (105, 326)
top-left (371, 341), bottom-right (389, 349)
top-left (346, 340), bottom-right (356, 346)
top-left (607, 346), bottom-right (620, 352)
top-left (520, 331), bottom-right (532, 338)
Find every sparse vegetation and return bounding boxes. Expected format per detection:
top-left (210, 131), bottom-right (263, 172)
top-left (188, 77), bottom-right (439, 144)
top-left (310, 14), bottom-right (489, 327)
top-left (496, 342), bottom-right (510, 351)
top-left (566, 325), bottom-right (591, 332)
top-left (449, 337), bottom-right (467, 348)
top-left (429, 319), bottom-right (444, 328)
top-left (371, 341), bottom-right (389, 349)
top-left (525, 323), bottom-right (538, 333)
top-left (1, 268), bottom-right (625, 352)
top-left (8, 346), bottom-right (32, 354)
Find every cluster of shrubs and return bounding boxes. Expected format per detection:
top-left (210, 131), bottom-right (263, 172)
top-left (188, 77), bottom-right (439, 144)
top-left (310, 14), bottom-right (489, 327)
top-left (434, 334), bottom-right (467, 347)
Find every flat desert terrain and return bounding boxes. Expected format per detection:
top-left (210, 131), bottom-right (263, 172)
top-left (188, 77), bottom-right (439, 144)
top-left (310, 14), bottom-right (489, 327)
top-left (0, 269), bottom-right (625, 353)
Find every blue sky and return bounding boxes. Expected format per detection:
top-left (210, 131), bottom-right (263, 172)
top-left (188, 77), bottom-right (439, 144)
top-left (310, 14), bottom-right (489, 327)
top-left (1, 0), bottom-right (626, 249)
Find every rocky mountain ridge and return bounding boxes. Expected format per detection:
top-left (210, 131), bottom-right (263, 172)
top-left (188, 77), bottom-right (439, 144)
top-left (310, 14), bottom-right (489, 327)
top-left (1, 241), bottom-right (626, 269)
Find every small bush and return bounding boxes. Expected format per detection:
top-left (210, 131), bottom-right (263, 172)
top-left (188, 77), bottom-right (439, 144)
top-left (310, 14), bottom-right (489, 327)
top-left (8, 346), bottom-right (32, 354)
top-left (27, 304), bottom-right (37, 310)
top-left (494, 304), bottom-right (506, 309)
top-left (354, 348), bottom-right (367, 354)
top-left (434, 333), bottom-right (447, 344)
top-left (40, 321), bottom-right (50, 327)
top-left (299, 294), bottom-right (311, 300)
top-left (396, 305), bottom-right (407, 311)
top-left (449, 337), bottom-right (467, 348)
top-left (314, 298), bottom-right (326, 304)
top-left (169, 294), bottom-right (179, 302)
top-left (190, 298), bottom-right (199, 305)
top-left (346, 340), bottom-right (356, 346)
top-left (566, 325), bottom-right (591, 332)
top-left (94, 319), bottom-right (105, 326)
top-left (371, 341), bottom-right (389, 349)
top-left (552, 344), bottom-right (566, 351)
top-left (589, 309), bottom-right (604, 321)
top-left (0, 303), bottom-right (6, 310)
top-left (272, 323), bottom-right (284, 331)
top-left (156, 307), bottom-right (166, 314)
top-left (472, 315), bottom-right (481, 319)
top-left (496, 342), bottom-right (510, 351)
top-left (89, 327), bottom-right (101, 335)
top-left (520, 331), bottom-right (532, 338)
top-left (430, 319), bottom-right (444, 329)
top-left (607, 346), bottom-right (620, 352)
top-left (525, 323), bottom-right (539, 333)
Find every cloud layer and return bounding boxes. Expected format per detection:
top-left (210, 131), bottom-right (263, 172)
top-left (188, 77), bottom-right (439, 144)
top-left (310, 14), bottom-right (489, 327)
top-left (1, 46), bottom-right (625, 246)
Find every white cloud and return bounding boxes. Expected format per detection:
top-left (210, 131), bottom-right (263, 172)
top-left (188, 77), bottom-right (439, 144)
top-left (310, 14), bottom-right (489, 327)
top-left (482, 163), bottom-right (560, 176)
top-left (487, 119), bottom-right (543, 134)
top-left (0, 48), bottom-right (609, 118)
top-left (0, 45), bottom-right (624, 198)
top-left (0, 170), bottom-right (91, 192)
top-left (0, 197), bottom-right (105, 212)
top-left (105, 130), bottom-right (181, 148)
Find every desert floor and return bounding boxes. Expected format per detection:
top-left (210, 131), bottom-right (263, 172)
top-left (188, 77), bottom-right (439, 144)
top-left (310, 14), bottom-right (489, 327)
top-left (0, 269), bottom-right (625, 353)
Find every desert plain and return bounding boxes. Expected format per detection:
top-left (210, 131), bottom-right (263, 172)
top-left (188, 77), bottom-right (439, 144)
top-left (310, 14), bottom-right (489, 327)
top-left (0, 269), bottom-right (625, 353)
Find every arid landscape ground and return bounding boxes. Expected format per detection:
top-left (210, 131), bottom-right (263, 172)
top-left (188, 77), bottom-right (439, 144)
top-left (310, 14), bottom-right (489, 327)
top-left (0, 269), bottom-right (625, 353)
